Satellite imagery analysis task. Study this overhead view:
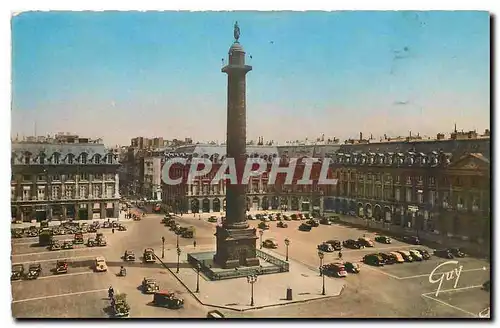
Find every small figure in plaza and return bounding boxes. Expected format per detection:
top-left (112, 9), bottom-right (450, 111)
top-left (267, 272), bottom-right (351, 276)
top-left (112, 228), bottom-right (115, 234)
top-left (338, 251), bottom-right (343, 260)
top-left (108, 286), bottom-right (114, 299)
top-left (193, 240), bottom-right (197, 248)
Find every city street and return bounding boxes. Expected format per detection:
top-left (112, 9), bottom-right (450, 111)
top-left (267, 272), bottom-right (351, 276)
top-left (11, 211), bottom-right (490, 318)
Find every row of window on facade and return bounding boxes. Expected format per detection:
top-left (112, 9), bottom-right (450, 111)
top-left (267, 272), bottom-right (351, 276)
top-left (186, 182), bottom-right (324, 196)
top-left (15, 153), bottom-right (115, 165)
top-left (13, 173), bottom-right (116, 183)
top-left (339, 172), bottom-right (481, 188)
top-left (13, 185), bottom-right (116, 201)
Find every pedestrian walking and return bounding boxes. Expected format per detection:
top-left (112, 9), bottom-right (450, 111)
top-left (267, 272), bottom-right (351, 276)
top-left (112, 228), bottom-right (115, 234)
top-left (193, 240), bottom-right (197, 248)
top-left (338, 251), bottom-right (343, 260)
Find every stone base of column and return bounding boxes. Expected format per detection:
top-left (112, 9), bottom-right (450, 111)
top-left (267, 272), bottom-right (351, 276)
top-left (214, 226), bottom-right (260, 269)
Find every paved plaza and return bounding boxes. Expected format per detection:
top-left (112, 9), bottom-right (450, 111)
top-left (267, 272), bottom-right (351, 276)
top-left (11, 209), bottom-right (491, 318)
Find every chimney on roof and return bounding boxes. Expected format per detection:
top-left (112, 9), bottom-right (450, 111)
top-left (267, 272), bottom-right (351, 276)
top-left (409, 131), bottom-right (412, 138)
top-left (360, 132), bottom-right (363, 140)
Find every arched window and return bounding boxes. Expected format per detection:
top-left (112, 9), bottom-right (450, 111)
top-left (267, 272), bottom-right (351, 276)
top-left (53, 153), bottom-right (60, 164)
top-left (39, 152), bottom-right (46, 165)
top-left (67, 154), bottom-right (74, 164)
top-left (94, 154), bottom-right (101, 164)
top-left (107, 154), bottom-right (113, 164)
top-left (81, 153), bottom-right (87, 164)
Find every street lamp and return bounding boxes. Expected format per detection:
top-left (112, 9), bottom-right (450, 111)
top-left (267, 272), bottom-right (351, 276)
top-left (318, 251), bottom-right (325, 295)
top-left (284, 238), bottom-right (290, 261)
top-left (195, 263), bottom-right (201, 293)
top-left (161, 236), bottom-right (165, 259)
top-left (247, 274), bottom-right (258, 306)
top-left (259, 229), bottom-right (264, 249)
top-left (176, 233), bottom-right (179, 249)
top-left (176, 247), bottom-right (181, 273)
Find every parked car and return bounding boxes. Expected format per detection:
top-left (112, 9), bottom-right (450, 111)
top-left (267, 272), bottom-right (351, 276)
top-left (358, 237), bottom-right (374, 247)
top-left (375, 236), bottom-right (392, 244)
top-left (325, 240), bottom-right (342, 251)
top-left (306, 219), bottom-right (319, 227)
top-left (298, 223), bottom-right (312, 231)
top-left (26, 263), bottom-right (42, 280)
top-left (363, 254), bottom-right (385, 266)
top-left (402, 236), bottom-right (421, 245)
top-left (322, 262), bottom-right (348, 277)
top-left (319, 217), bottom-right (331, 225)
top-left (290, 214), bottom-right (298, 220)
top-left (378, 252), bottom-right (398, 265)
top-left (389, 251), bottom-right (405, 263)
top-left (417, 249), bottom-right (431, 260)
top-left (143, 248), bottom-right (156, 263)
top-left (283, 215), bottom-right (291, 221)
top-left (152, 291), bottom-right (184, 309)
top-left (343, 239), bottom-right (364, 249)
top-left (11, 264), bottom-right (25, 281)
top-left (50, 240), bottom-right (62, 251)
top-left (142, 277), bottom-right (160, 294)
top-left (317, 242), bottom-right (334, 252)
top-left (62, 240), bottom-right (74, 250)
top-left (344, 261), bottom-right (360, 273)
top-left (87, 238), bottom-right (96, 247)
top-left (246, 214), bottom-right (254, 220)
top-left (207, 216), bottom-right (218, 222)
top-left (434, 249), bottom-right (454, 259)
top-left (55, 260), bottom-right (68, 274)
top-left (263, 239), bottom-right (278, 249)
top-left (258, 222), bottom-right (270, 230)
top-left (277, 221), bottom-right (288, 228)
top-left (448, 248), bottom-right (465, 258)
top-left (396, 250), bottom-right (414, 262)
top-left (409, 249), bottom-right (424, 261)
top-left (124, 250), bottom-right (136, 261)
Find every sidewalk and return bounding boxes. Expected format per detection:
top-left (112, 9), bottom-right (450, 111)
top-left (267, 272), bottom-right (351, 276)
top-left (155, 245), bottom-right (345, 311)
top-left (11, 210), bottom-right (131, 229)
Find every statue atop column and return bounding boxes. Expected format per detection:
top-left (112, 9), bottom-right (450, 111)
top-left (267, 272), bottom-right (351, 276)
top-left (234, 21), bottom-right (240, 42)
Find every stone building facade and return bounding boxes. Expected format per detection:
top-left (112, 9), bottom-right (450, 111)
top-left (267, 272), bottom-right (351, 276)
top-left (11, 138), bottom-right (121, 222)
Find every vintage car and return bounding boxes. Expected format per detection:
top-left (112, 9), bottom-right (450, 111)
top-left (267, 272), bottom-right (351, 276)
top-left (319, 217), bottom-right (332, 225)
top-left (417, 249), bottom-right (431, 260)
top-left (344, 261), bottom-right (360, 273)
top-left (124, 250), bottom-right (136, 261)
top-left (50, 240), bottom-right (62, 251)
top-left (322, 262), bottom-right (348, 278)
top-left (389, 251), bottom-right (405, 263)
top-left (55, 260), bottom-right (68, 274)
top-left (260, 215), bottom-right (270, 222)
top-left (325, 240), bottom-right (342, 251)
top-left (409, 249), bottom-right (424, 261)
top-left (81, 223), bottom-right (89, 232)
top-left (402, 236), bottom-right (421, 245)
top-left (448, 248), bottom-right (466, 258)
top-left (87, 225), bottom-right (98, 233)
top-left (357, 237), bottom-right (374, 247)
top-left (207, 216), bottom-right (218, 223)
top-left (73, 233), bottom-right (84, 244)
top-left (378, 252), bottom-right (398, 265)
top-left (276, 221), bottom-right (288, 228)
top-left (144, 248), bottom-right (156, 263)
top-left (93, 221), bottom-right (101, 229)
top-left (142, 277), bottom-right (160, 294)
top-left (434, 249), bottom-right (454, 259)
top-left (258, 222), bottom-right (270, 230)
top-left (12, 228), bottom-right (24, 238)
top-left (298, 223), bottom-right (312, 231)
top-left (95, 256), bottom-right (108, 272)
top-left (87, 238), bottom-right (96, 247)
top-left (317, 242), bottom-right (334, 252)
top-left (343, 239), bottom-right (364, 249)
top-left (152, 291), bottom-right (184, 309)
top-left (117, 224), bottom-right (127, 231)
top-left (11, 264), bottom-right (25, 281)
top-left (396, 250), bottom-right (414, 262)
top-left (246, 214), bottom-right (254, 220)
top-left (375, 236), bottom-right (392, 244)
top-left (112, 221), bottom-right (120, 228)
top-left (363, 254), bottom-right (385, 266)
top-left (96, 233), bottom-right (107, 246)
top-left (102, 221), bottom-right (111, 229)
top-left (112, 293), bottom-right (130, 317)
top-left (26, 229), bottom-right (39, 237)
top-left (303, 213), bottom-right (310, 220)
top-left (26, 263), bottom-right (42, 279)
top-left (262, 239), bottom-right (278, 249)
top-left (62, 240), bottom-right (74, 250)
top-left (181, 227), bottom-right (195, 238)
top-left (306, 219), bottom-right (319, 227)
top-left (290, 214), bottom-right (298, 220)
top-left (283, 215), bottom-right (291, 221)
top-left (207, 310), bottom-right (225, 318)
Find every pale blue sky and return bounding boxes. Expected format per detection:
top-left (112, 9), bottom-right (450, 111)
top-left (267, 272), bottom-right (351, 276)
top-left (11, 11), bottom-right (490, 146)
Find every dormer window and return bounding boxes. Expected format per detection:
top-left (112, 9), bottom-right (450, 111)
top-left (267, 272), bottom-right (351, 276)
top-left (53, 153), bottom-right (60, 164)
top-left (68, 154), bottom-right (74, 164)
top-left (107, 154), bottom-right (113, 164)
top-left (81, 153), bottom-right (87, 164)
top-left (94, 154), bottom-right (101, 164)
top-left (24, 153), bottom-right (31, 165)
top-left (39, 153), bottom-right (46, 165)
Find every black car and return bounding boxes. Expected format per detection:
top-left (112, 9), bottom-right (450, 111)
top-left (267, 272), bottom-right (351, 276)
top-left (343, 239), bottom-right (364, 249)
top-left (417, 249), bottom-right (431, 260)
top-left (434, 249), bottom-right (454, 259)
top-left (298, 223), bottom-right (312, 232)
top-left (448, 248), bottom-right (465, 258)
top-left (306, 219), bottom-right (319, 227)
top-left (344, 261), bottom-right (361, 273)
top-left (378, 252), bottom-right (397, 265)
top-left (375, 236), bottom-right (392, 244)
top-left (319, 217), bottom-right (331, 225)
top-left (402, 236), bottom-right (421, 245)
top-left (325, 240), bottom-right (342, 251)
top-left (363, 254), bottom-right (385, 266)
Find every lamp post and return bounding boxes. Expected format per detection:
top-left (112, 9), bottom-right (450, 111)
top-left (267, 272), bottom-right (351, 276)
top-left (318, 251), bottom-right (325, 295)
top-left (247, 274), bottom-right (258, 306)
top-left (195, 263), bottom-right (201, 293)
top-left (161, 236), bottom-right (165, 259)
top-left (259, 229), bottom-right (264, 249)
top-left (176, 247), bottom-right (181, 273)
top-left (176, 233), bottom-right (179, 249)
top-left (284, 238), bottom-right (290, 261)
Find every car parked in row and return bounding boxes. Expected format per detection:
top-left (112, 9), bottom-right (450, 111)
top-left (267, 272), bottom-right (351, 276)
top-left (375, 236), bottom-right (392, 244)
top-left (343, 239), bottom-right (364, 249)
top-left (317, 242), bottom-right (334, 252)
top-left (325, 240), bottom-right (342, 251)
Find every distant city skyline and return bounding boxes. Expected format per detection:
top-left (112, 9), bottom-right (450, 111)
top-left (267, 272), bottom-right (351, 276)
top-left (12, 11), bottom-right (490, 146)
